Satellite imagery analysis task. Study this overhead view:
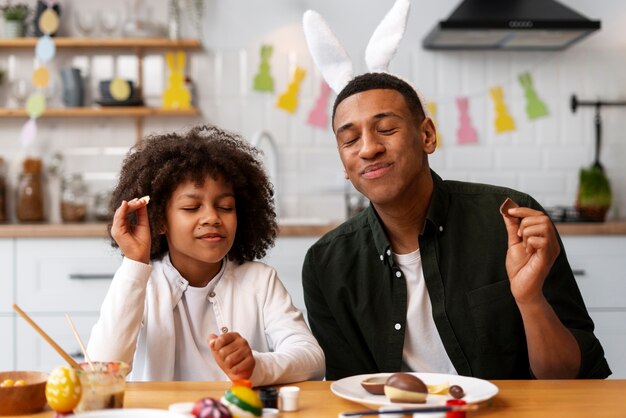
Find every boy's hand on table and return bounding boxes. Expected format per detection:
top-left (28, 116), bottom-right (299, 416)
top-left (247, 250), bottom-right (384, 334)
top-left (208, 332), bottom-right (256, 380)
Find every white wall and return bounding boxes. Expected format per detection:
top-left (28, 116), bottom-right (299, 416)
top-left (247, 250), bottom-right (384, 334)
top-left (1, 0), bottom-right (625, 222)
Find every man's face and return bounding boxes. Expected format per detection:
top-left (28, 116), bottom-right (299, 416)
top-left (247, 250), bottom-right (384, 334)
top-left (333, 89), bottom-right (436, 207)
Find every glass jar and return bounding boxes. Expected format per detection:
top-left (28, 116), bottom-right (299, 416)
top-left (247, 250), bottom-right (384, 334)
top-left (0, 158), bottom-right (7, 223)
top-left (16, 158), bottom-right (45, 222)
top-left (61, 173), bottom-right (88, 222)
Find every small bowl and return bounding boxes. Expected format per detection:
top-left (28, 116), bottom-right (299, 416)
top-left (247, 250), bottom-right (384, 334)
top-left (0, 371), bottom-right (49, 416)
top-left (360, 376), bottom-right (389, 395)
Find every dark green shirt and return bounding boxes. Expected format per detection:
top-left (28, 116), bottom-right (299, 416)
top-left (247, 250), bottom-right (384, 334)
top-left (303, 171), bottom-right (611, 380)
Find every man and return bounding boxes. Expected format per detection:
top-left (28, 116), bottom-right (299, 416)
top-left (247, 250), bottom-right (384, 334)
top-left (302, 72), bottom-right (611, 380)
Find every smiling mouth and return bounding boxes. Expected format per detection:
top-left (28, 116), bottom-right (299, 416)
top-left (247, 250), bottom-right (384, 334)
top-left (361, 163), bottom-right (392, 179)
top-left (196, 233), bottom-right (225, 240)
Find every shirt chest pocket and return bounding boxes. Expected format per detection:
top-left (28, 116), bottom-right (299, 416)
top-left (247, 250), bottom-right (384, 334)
top-left (466, 280), bottom-right (523, 354)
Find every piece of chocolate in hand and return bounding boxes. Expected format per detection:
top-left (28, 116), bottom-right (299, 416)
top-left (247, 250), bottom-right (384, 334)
top-left (499, 197), bottom-right (519, 217)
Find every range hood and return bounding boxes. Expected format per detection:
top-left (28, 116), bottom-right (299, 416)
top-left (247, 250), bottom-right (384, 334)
top-left (423, 0), bottom-right (600, 50)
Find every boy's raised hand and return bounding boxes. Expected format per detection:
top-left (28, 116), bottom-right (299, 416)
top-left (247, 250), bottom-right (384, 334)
top-left (110, 197), bottom-right (151, 265)
top-left (208, 332), bottom-right (256, 381)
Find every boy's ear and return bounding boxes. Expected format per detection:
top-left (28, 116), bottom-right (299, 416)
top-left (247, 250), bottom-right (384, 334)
top-left (420, 117), bottom-right (437, 154)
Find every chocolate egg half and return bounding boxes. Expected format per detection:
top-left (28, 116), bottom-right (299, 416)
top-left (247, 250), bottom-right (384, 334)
top-left (384, 373), bottom-right (428, 403)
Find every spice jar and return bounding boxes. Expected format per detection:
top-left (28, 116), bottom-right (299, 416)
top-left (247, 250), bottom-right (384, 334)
top-left (61, 173), bottom-right (88, 222)
top-left (16, 158), bottom-right (45, 222)
top-left (0, 158), bottom-right (7, 223)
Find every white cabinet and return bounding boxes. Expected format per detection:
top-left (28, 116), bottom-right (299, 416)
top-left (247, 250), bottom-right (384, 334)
top-left (16, 314), bottom-right (98, 372)
top-left (0, 316), bottom-right (14, 370)
top-left (562, 236), bottom-right (626, 379)
top-left (15, 238), bottom-right (121, 313)
top-left (10, 237), bottom-right (122, 371)
top-left (0, 239), bottom-right (14, 312)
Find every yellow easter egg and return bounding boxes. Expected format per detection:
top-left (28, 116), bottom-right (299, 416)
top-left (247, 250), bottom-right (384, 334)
top-left (39, 8), bottom-right (60, 35)
top-left (32, 67), bottom-right (50, 89)
top-left (45, 366), bottom-right (82, 413)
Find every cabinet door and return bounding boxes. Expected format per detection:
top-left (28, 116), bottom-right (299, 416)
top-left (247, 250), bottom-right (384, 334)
top-left (261, 237), bottom-right (318, 313)
top-left (0, 239), bottom-right (14, 313)
top-left (0, 316), bottom-right (14, 370)
top-left (15, 238), bottom-right (122, 313)
top-left (588, 311), bottom-right (626, 379)
top-left (561, 236), bottom-right (626, 308)
top-left (16, 314), bottom-right (98, 372)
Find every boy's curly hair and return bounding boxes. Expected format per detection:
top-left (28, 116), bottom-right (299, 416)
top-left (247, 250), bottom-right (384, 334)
top-left (108, 125), bottom-right (277, 264)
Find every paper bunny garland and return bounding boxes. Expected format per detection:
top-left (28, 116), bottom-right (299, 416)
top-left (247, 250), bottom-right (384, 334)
top-left (302, 0), bottom-right (430, 117)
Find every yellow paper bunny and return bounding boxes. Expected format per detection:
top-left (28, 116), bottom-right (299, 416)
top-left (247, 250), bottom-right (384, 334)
top-left (276, 66), bottom-right (307, 114)
top-left (163, 51), bottom-right (191, 109)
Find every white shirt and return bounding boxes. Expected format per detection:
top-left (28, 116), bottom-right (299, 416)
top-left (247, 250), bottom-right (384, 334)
top-left (173, 261), bottom-right (224, 381)
top-left (394, 249), bottom-right (457, 375)
top-left (87, 255), bottom-right (325, 385)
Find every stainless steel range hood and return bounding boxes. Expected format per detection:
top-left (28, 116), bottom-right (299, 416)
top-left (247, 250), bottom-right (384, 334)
top-left (423, 0), bottom-right (600, 51)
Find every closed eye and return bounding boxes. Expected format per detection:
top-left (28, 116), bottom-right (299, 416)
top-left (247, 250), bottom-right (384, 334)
top-left (182, 206), bottom-right (200, 211)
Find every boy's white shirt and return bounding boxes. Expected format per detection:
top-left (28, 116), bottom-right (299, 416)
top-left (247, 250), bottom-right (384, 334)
top-left (87, 255), bottom-right (325, 385)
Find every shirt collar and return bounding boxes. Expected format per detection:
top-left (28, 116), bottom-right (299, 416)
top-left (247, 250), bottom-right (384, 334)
top-left (365, 169), bottom-right (450, 260)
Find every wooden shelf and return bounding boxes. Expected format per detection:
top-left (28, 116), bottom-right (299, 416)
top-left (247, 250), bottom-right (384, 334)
top-left (0, 37), bottom-right (202, 49)
top-left (0, 107), bottom-right (201, 118)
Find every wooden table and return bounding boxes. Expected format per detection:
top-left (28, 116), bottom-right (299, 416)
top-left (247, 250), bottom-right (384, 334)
top-left (11, 380), bottom-right (626, 418)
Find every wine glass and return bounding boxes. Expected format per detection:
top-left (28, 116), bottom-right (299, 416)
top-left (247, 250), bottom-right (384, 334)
top-left (99, 10), bottom-right (121, 38)
top-left (74, 9), bottom-right (97, 38)
top-left (10, 79), bottom-right (30, 107)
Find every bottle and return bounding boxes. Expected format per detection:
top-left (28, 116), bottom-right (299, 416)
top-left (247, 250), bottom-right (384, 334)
top-left (61, 173), bottom-right (88, 222)
top-left (0, 158), bottom-right (7, 223)
top-left (16, 158), bottom-right (45, 222)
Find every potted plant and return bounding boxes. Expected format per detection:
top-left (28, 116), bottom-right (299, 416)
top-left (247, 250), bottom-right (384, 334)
top-left (1, 2), bottom-right (31, 38)
top-left (576, 165), bottom-right (612, 222)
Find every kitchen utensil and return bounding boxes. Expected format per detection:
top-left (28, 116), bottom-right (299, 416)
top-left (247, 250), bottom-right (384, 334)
top-left (12, 304), bottom-right (81, 369)
top-left (65, 313), bottom-right (95, 371)
top-left (340, 403), bottom-right (479, 417)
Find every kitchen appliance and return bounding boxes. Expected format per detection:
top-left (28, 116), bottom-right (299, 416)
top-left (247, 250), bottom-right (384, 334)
top-left (423, 0), bottom-right (600, 50)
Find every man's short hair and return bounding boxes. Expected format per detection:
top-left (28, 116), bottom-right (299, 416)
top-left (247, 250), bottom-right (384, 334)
top-left (332, 73), bottom-right (426, 125)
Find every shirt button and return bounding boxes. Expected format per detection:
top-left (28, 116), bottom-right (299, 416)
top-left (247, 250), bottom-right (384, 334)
top-left (439, 225), bottom-right (444, 232)
top-left (380, 254), bottom-right (384, 261)
top-left (221, 327), bottom-right (228, 333)
top-left (395, 271), bottom-right (402, 278)
top-left (386, 249), bottom-right (391, 256)
top-left (395, 323), bottom-right (402, 330)
top-left (209, 291), bottom-right (216, 298)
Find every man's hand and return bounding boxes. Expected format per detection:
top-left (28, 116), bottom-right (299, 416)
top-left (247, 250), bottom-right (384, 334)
top-left (208, 332), bottom-right (256, 381)
top-left (110, 197), bottom-right (151, 264)
top-left (500, 199), bottom-right (560, 306)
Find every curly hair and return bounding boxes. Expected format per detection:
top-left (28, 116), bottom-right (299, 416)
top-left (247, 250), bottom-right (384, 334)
top-left (332, 73), bottom-right (426, 127)
top-left (108, 125), bottom-right (277, 264)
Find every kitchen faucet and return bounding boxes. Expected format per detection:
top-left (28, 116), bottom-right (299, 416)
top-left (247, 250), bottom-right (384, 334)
top-left (250, 130), bottom-right (279, 216)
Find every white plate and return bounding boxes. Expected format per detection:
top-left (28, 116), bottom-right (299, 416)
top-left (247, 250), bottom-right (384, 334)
top-left (74, 408), bottom-right (190, 418)
top-left (331, 372), bottom-right (498, 409)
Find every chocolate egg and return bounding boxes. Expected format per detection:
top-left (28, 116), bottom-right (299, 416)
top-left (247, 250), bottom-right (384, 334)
top-left (360, 376), bottom-right (388, 395)
top-left (449, 385), bottom-right (465, 399)
top-left (384, 373), bottom-right (428, 403)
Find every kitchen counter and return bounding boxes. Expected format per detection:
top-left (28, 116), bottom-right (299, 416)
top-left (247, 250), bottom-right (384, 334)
top-left (0, 221), bottom-right (625, 238)
top-left (0, 222), bottom-right (341, 238)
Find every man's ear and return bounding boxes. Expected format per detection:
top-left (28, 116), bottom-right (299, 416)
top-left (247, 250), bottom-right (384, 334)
top-left (344, 170), bottom-right (349, 179)
top-left (420, 117), bottom-right (437, 154)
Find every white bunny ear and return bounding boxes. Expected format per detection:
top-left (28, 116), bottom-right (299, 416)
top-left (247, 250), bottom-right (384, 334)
top-left (303, 10), bottom-right (354, 94)
top-left (365, 0), bottom-right (410, 73)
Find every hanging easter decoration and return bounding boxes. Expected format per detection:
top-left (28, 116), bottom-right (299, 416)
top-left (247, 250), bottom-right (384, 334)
top-left (456, 97), bottom-right (478, 144)
top-left (20, 3), bottom-right (58, 146)
top-left (276, 66), bottom-right (307, 114)
top-left (163, 51), bottom-right (191, 109)
top-left (253, 45), bottom-right (275, 92)
top-left (307, 81), bottom-right (331, 128)
top-left (427, 102), bottom-right (441, 148)
top-left (518, 72), bottom-right (548, 120)
top-left (490, 86), bottom-right (516, 134)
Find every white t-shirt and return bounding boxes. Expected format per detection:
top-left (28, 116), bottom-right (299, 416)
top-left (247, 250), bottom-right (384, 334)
top-left (394, 249), bottom-right (457, 374)
top-left (173, 261), bottom-right (225, 381)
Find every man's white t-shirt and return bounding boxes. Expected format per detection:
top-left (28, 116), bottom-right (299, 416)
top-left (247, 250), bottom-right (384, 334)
top-left (173, 261), bottom-right (226, 381)
top-left (394, 249), bottom-right (457, 375)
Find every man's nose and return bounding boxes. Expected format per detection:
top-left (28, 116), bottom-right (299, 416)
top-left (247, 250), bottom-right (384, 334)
top-left (358, 131), bottom-right (384, 159)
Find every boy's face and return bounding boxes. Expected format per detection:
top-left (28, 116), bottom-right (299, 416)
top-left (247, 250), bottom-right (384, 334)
top-left (164, 175), bottom-right (237, 285)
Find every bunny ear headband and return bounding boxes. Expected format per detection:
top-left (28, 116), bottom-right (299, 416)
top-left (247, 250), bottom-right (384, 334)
top-left (302, 0), bottom-right (430, 118)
